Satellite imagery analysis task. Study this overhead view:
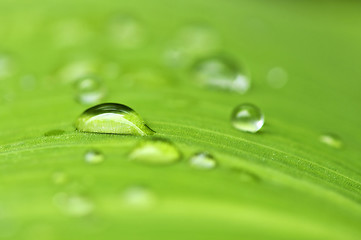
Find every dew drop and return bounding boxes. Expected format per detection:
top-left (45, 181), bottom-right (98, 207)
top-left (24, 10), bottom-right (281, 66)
top-left (320, 133), bottom-right (343, 149)
top-left (121, 185), bottom-right (156, 209)
top-left (74, 75), bottom-right (105, 105)
top-left (189, 152), bottom-right (217, 170)
top-left (191, 55), bottom-right (250, 94)
top-left (53, 193), bottom-right (93, 217)
top-left (129, 138), bottom-right (181, 165)
top-left (108, 14), bottom-right (145, 49)
top-left (231, 103), bottom-right (264, 133)
top-left (231, 168), bottom-right (260, 182)
top-left (84, 149), bottom-right (104, 164)
top-left (267, 67), bottom-right (288, 89)
top-left (75, 103), bottom-right (155, 136)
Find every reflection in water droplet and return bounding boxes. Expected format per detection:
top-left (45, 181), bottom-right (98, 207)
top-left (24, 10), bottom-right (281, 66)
top-left (129, 138), bottom-right (181, 165)
top-left (231, 103), bottom-right (264, 133)
top-left (44, 129), bottom-right (66, 137)
top-left (74, 75), bottom-right (105, 105)
top-left (320, 133), bottom-right (343, 149)
top-left (52, 171), bottom-right (68, 185)
top-left (121, 185), bottom-right (156, 209)
top-left (189, 152), bottom-right (217, 170)
top-left (191, 55), bottom-right (250, 94)
top-left (267, 67), bottom-right (288, 89)
top-left (164, 24), bottom-right (220, 67)
top-left (84, 149), bottom-right (104, 164)
top-left (75, 103), bottom-right (155, 136)
top-left (108, 14), bottom-right (145, 49)
top-left (53, 193), bottom-right (93, 217)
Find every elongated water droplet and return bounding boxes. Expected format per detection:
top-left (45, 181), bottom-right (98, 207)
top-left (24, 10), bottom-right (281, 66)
top-left (53, 193), bottom-right (93, 217)
top-left (189, 152), bottom-right (217, 170)
top-left (129, 138), bottom-right (181, 165)
top-left (121, 185), bottom-right (156, 209)
top-left (74, 75), bottom-right (105, 105)
top-left (108, 14), bottom-right (145, 49)
top-left (84, 149), bottom-right (104, 164)
top-left (44, 129), bottom-right (65, 137)
top-left (75, 103), bottom-right (154, 136)
top-left (231, 168), bottom-right (260, 182)
top-left (320, 133), bottom-right (343, 149)
top-left (191, 55), bottom-right (250, 94)
top-left (267, 67), bottom-right (288, 89)
top-left (231, 103), bottom-right (264, 133)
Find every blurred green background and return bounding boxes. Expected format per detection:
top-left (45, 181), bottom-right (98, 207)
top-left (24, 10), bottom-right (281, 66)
top-left (0, 0), bottom-right (361, 239)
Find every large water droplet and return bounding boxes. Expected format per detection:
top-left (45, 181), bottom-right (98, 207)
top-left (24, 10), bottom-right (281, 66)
top-left (74, 75), bottom-right (105, 105)
top-left (189, 152), bottom-right (217, 170)
top-left (320, 133), bottom-right (343, 149)
top-left (231, 103), bottom-right (264, 133)
top-left (121, 185), bottom-right (156, 209)
top-left (108, 14), bottom-right (146, 49)
top-left (53, 193), bottom-right (93, 217)
top-left (75, 103), bottom-right (154, 136)
top-left (129, 138), bottom-right (181, 165)
top-left (191, 55), bottom-right (250, 94)
top-left (84, 149), bottom-right (104, 164)
top-left (267, 67), bottom-right (288, 89)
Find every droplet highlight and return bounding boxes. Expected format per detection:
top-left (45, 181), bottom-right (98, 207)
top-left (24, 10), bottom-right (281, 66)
top-left (121, 185), bottom-right (156, 209)
top-left (191, 55), bottom-right (250, 94)
top-left (53, 193), bottom-right (93, 217)
top-left (75, 103), bottom-right (155, 136)
top-left (74, 75), bottom-right (105, 105)
top-left (320, 133), bottom-right (343, 149)
top-left (231, 103), bottom-right (264, 133)
top-left (84, 149), bottom-right (104, 164)
top-left (189, 152), bottom-right (217, 170)
top-left (129, 138), bottom-right (181, 165)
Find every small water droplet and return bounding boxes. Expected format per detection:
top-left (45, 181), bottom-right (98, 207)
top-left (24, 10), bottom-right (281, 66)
top-left (164, 24), bottom-right (220, 67)
top-left (75, 103), bottom-right (155, 136)
top-left (121, 185), bottom-right (156, 209)
top-left (52, 171), bottom-right (68, 185)
top-left (189, 152), bottom-right (217, 170)
top-left (231, 168), bottom-right (260, 182)
top-left (74, 75), bottom-right (105, 105)
top-left (108, 14), bottom-right (146, 49)
top-left (320, 133), bottom-right (343, 149)
top-left (231, 103), bottom-right (264, 133)
top-left (129, 138), bottom-right (181, 165)
top-left (84, 149), bottom-right (104, 164)
top-left (53, 193), bottom-right (93, 217)
top-left (191, 55), bottom-right (250, 94)
top-left (267, 67), bottom-right (288, 89)
top-left (44, 129), bottom-right (66, 137)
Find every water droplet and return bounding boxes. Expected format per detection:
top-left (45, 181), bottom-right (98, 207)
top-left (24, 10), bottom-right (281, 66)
top-left (121, 185), bottom-right (156, 208)
top-left (267, 67), bottom-right (288, 89)
top-left (129, 138), bottom-right (181, 165)
top-left (53, 193), bottom-right (93, 217)
top-left (75, 103), bottom-right (155, 136)
top-left (231, 168), bottom-right (260, 182)
top-left (231, 103), bottom-right (264, 133)
top-left (52, 171), bottom-right (68, 185)
top-left (191, 55), bottom-right (250, 94)
top-left (44, 129), bottom-right (65, 137)
top-left (74, 75), bottom-right (105, 105)
top-left (320, 133), bottom-right (343, 149)
top-left (164, 24), bottom-right (220, 67)
top-left (189, 152), bottom-right (217, 170)
top-left (84, 149), bottom-right (104, 164)
top-left (108, 14), bottom-right (145, 49)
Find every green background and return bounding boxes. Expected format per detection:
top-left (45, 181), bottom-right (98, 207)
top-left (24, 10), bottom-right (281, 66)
top-left (0, 0), bottom-right (360, 239)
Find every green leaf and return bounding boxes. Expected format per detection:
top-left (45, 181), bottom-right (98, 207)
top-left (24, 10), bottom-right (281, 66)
top-left (0, 0), bottom-right (360, 240)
